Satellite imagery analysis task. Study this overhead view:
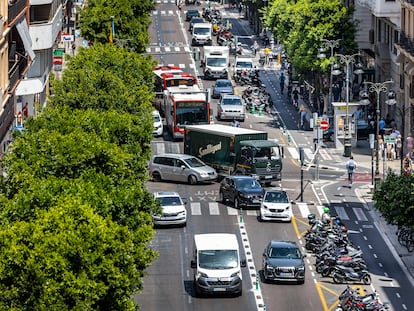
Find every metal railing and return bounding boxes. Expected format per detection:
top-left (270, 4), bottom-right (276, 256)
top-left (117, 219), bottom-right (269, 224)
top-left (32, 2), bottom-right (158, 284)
top-left (7, 0), bottom-right (27, 24)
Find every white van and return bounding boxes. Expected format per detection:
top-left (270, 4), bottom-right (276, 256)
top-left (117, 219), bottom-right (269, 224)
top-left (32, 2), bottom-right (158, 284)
top-left (192, 23), bottom-right (212, 46)
top-left (191, 233), bottom-right (246, 296)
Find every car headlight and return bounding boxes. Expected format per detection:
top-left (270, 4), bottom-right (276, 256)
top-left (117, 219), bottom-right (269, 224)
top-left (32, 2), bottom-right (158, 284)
top-left (265, 264), bottom-right (275, 271)
top-left (178, 211), bottom-right (186, 216)
top-left (239, 192), bottom-right (250, 198)
top-left (285, 205), bottom-right (291, 211)
top-left (296, 266), bottom-right (305, 272)
top-left (196, 272), bottom-right (208, 279)
top-left (199, 172), bottom-right (209, 177)
top-left (262, 204), bottom-right (269, 210)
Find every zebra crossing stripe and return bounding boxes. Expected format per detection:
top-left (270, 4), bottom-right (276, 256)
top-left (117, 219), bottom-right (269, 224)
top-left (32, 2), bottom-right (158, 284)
top-left (146, 47), bottom-right (151, 53)
top-left (304, 148), bottom-right (313, 160)
top-left (227, 206), bottom-right (238, 215)
top-left (209, 202), bottom-right (220, 215)
top-left (164, 46), bottom-right (171, 52)
top-left (296, 202), bottom-right (310, 218)
top-left (191, 202), bottom-right (201, 215)
top-left (319, 149), bottom-right (332, 161)
top-left (287, 147), bottom-right (299, 161)
top-left (352, 208), bottom-right (368, 221)
top-left (184, 46), bottom-right (191, 52)
top-left (333, 206), bottom-right (350, 221)
top-left (246, 210), bottom-right (258, 216)
top-left (174, 46), bottom-right (180, 52)
top-left (155, 47), bottom-right (161, 53)
top-left (316, 205), bottom-right (324, 217)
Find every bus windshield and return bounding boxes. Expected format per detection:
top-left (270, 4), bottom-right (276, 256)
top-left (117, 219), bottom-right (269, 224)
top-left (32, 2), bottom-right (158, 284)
top-left (176, 102), bottom-right (208, 126)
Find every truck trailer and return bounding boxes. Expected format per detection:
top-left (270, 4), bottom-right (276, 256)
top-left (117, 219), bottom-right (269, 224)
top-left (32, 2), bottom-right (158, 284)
top-left (183, 124), bottom-right (283, 184)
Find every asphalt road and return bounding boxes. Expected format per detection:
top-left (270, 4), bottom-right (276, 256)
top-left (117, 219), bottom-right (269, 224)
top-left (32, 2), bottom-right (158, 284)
top-left (135, 2), bottom-right (414, 310)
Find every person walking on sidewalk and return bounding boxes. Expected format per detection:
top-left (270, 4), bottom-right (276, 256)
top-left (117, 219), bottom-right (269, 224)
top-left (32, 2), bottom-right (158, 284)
top-left (403, 153), bottom-right (412, 176)
top-left (346, 156), bottom-right (357, 186)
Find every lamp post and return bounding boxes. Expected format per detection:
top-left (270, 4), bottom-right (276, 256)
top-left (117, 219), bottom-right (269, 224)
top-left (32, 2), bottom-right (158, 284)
top-left (365, 80), bottom-right (394, 185)
top-left (335, 53), bottom-right (360, 157)
top-left (318, 39), bottom-right (341, 117)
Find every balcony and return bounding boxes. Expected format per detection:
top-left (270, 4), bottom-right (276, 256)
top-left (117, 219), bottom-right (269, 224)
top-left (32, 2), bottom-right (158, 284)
top-left (397, 31), bottom-right (414, 57)
top-left (8, 0), bottom-right (28, 25)
top-left (8, 55), bottom-right (28, 93)
top-left (29, 6), bottom-right (62, 50)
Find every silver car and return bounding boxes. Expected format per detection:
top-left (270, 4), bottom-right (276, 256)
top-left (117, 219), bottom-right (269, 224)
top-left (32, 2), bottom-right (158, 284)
top-left (149, 153), bottom-right (218, 185)
top-left (217, 94), bottom-right (245, 121)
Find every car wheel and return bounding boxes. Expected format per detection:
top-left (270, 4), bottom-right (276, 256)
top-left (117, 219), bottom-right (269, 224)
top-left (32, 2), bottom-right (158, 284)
top-left (152, 172), bottom-right (162, 182)
top-left (234, 197), bottom-right (240, 209)
top-left (219, 191), bottom-right (225, 203)
top-left (188, 175), bottom-right (198, 185)
top-left (362, 274), bottom-right (371, 285)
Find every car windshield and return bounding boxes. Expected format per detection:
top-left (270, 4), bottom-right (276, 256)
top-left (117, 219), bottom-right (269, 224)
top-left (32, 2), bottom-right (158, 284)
top-left (216, 81), bottom-right (231, 87)
top-left (235, 178), bottom-right (262, 189)
top-left (198, 250), bottom-right (238, 269)
top-left (184, 157), bottom-right (206, 167)
top-left (264, 191), bottom-right (288, 203)
top-left (157, 196), bottom-right (182, 206)
top-left (269, 247), bottom-right (301, 259)
top-left (206, 58), bottom-right (227, 67)
top-left (194, 27), bottom-right (211, 35)
top-left (222, 98), bottom-right (242, 106)
top-left (191, 18), bottom-right (203, 24)
top-left (236, 61), bottom-right (253, 68)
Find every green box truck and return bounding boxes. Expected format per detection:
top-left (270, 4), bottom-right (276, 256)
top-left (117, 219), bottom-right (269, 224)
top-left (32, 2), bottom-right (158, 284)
top-left (184, 124), bottom-right (283, 184)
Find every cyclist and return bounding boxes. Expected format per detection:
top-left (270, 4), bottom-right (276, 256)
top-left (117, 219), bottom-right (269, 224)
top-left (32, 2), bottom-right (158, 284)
top-left (279, 72), bottom-right (286, 94)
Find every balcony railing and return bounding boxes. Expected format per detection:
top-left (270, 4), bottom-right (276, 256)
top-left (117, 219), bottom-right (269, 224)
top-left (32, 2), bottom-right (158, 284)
top-left (8, 0), bottom-right (27, 24)
top-left (8, 56), bottom-right (28, 92)
top-left (398, 31), bottom-right (414, 57)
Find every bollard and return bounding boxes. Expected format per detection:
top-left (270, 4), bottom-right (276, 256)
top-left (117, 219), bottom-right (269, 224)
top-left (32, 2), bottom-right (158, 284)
top-left (283, 127), bottom-right (286, 135)
top-left (263, 305), bottom-right (266, 311)
top-left (251, 103), bottom-right (255, 115)
top-left (288, 133), bottom-right (291, 144)
top-left (239, 208), bottom-right (243, 223)
top-left (258, 105), bottom-right (263, 116)
top-left (256, 273), bottom-right (259, 290)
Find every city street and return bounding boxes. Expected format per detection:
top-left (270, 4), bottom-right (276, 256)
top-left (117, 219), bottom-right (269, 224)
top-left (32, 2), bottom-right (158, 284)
top-left (135, 1), bottom-right (414, 310)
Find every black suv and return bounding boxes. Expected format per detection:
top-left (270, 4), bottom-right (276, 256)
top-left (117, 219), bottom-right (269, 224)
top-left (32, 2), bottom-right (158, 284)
top-left (219, 176), bottom-right (264, 208)
top-left (186, 9), bottom-right (200, 22)
top-left (262, 241), bottom-right (306, 284)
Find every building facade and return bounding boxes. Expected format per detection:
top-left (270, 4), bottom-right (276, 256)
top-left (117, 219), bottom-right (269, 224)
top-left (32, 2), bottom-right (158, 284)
top-left (0, 0), bottom-right (33, 154)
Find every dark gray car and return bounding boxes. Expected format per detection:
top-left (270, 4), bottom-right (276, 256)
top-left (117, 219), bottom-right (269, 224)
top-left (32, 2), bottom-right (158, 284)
top-left (262, 241), bottom-right (306, 284)
top-left (219, 175), bottom-right (264, 208)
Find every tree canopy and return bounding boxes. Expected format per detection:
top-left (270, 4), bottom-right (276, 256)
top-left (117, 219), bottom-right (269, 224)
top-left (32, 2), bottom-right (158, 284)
top-left (0, 43), bottom-right (158, 309)
top-left (264, 0), bottom-right (357, 79)
top-left (373, 171), bottom-right (414, 228)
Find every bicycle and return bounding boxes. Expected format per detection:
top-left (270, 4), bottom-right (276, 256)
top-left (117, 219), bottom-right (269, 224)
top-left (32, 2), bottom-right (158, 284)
top-left (397, 226), bottom-right (414, 252)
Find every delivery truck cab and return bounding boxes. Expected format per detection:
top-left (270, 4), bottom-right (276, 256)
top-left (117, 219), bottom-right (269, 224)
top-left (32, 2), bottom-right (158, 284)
top-left (192, 23), bottom-right (213, 46)
top-left (191, 233), bottom-right (246, 296)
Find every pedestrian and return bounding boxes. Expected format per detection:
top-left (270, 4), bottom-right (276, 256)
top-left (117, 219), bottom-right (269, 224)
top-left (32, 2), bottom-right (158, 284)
top-left (405, 132), bottom-right (413, 158)
top-left (230, 118), bottom-right (240, 127)
top-left (292, 88), bottom-right (299, 108)
top-left (251, 40), bottom-right (259, 56)
top-left (403, 153), bottom-right (412, 176)
top-left (279, 71), bottom-right (285, 94)
top-left (346, 156), bottom-right (357, 186)
top-left (378, 135), bottom-right (384, 159)
top-left (395, 134), bottom-right (402, 159)
top-left (299, 105), bottom-right (306, 130)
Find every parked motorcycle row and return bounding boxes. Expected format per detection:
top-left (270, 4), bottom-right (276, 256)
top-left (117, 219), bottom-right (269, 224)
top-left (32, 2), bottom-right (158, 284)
top-left (335, 286), bottom-right (390, 311)
top-left (241, 84), bottom-right (273, 113)
top-left (234, 69), bottom-right (261, 86)
top-left (304, 215), bottom-right (388, 310)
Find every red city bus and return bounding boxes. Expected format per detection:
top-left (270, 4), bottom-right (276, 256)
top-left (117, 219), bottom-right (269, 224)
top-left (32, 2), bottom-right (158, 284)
top-left (153, 65), bottom-right (198, 94)
top-left (162, 85), bottom-right (211, 140)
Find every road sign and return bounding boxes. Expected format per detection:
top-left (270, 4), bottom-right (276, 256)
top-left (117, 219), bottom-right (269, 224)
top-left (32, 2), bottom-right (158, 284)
top-left (384, 135), bottom-right (395, 144)
top-left (320, 120), bottom-right (329, 131)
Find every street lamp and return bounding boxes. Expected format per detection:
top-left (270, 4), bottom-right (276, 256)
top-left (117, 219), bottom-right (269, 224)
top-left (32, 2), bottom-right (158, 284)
top-left (318, 39), bottom-right (341, 116)
top-left (365, 80), bottom-right (394, 185)
top-left (335, 52), bottom-right (360, 157)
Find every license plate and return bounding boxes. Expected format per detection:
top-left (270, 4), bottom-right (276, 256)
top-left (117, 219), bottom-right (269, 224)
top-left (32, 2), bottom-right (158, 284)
top-left (280, 273), bottom-right (293, 277)
top-left (265, 175), bottom-right (273, 179)
top-left (213, 288), bottom-right (226, 292)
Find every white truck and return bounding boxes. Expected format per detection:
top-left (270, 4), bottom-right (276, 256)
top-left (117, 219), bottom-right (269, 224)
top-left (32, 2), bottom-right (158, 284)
top-left (192, 23), bottom-right (212, 46)
top-left (233, 56), bottom-right (254, 78)
top-left (191, 233), bottom-right (246, 296)
top-left (201, 46), bottom-right (230, 80)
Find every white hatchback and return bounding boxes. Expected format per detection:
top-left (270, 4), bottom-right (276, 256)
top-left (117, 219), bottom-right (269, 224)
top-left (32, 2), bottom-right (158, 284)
top-left (153, 110), bottom-right (163, 137)
top-left (153, 191), bottom-right (187, 227)
top-left (259, 190), bottom-right (292, 222)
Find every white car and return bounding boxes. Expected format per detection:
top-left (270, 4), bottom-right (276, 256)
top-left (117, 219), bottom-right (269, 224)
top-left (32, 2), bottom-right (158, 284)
top-left (259, 190), bottom-right (292, 222)
top-left (153, 191), bottom-right (187, 227)
top-left (153, 110), bottom-right (163, 137)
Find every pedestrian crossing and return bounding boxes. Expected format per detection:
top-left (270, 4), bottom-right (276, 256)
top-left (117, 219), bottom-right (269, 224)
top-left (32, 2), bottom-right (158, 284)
top-left (184, 200), bottom-right (370, 222)
top-left (145, 45), bottom-right (194, 58)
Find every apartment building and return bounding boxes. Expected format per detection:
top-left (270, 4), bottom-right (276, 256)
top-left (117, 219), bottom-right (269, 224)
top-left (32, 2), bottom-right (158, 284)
top-left (0, 0), bottom-right (33, 153)
top-left (395, 0), bottom-right (414, 138)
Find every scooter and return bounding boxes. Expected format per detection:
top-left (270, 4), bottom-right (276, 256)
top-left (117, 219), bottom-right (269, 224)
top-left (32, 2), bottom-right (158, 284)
top-left (332, 265), bottom-right (371, 285)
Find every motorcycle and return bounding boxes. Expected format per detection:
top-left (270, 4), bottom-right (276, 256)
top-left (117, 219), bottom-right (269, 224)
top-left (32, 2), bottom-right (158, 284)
top-left (332, 265), bottom-right (371, 285)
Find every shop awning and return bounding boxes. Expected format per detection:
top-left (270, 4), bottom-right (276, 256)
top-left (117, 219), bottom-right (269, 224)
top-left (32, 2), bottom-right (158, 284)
top-left (15, 79), bottom-right (44, 96)
top-left (16, 17), bottom-right (36, 61)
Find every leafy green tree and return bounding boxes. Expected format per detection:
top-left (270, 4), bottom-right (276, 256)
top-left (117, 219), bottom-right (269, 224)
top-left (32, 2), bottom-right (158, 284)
top-left (0, 198), bottom-right (157, 310)
top-left (373, 171), bottom-right (414, 228)
top-left (78, 0), bottom-right (155, 52)
top-left (264, 0), bottom-right (357, 79)
top-left (51, 44), bottom-right (155, 115)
